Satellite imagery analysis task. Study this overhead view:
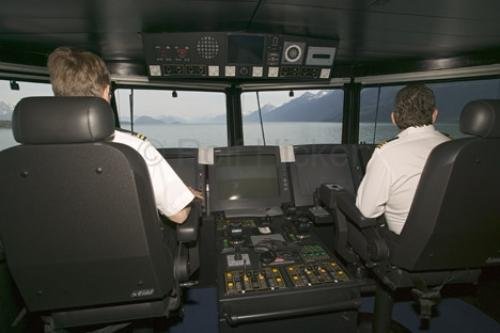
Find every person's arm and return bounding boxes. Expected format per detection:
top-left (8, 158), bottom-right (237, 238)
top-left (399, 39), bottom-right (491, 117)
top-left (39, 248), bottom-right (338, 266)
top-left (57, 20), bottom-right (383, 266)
top-left (137, 140), bottom-right (195, 224)
top-left (356, 149), bottom-right (392, 218)
top-left (168, 206), bottom-right (191, 224)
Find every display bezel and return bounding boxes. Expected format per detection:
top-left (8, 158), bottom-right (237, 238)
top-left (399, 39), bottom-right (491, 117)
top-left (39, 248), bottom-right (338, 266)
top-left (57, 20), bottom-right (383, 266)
top-left (209, 146), bottom-right (289, 212)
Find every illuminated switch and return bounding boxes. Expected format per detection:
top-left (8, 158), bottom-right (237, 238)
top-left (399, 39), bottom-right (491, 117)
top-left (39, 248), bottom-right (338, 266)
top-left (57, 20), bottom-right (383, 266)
top-left (225, 65), bottom-right (236, 77)
top-left (320, 68), bottom-right (331, 79)
top-left (208, 65), bottom-right (220, 77)
top-left (149, 65), bottom-right (162, 77)
top-left (268, 66), bottom-right (279, 78)
top-left (252, 66), bottom-right (264, 77)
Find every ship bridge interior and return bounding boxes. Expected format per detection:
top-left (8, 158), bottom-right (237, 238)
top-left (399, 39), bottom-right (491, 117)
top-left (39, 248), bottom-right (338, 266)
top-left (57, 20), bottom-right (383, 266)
top-left (0, 1), bottom-right (500, 333)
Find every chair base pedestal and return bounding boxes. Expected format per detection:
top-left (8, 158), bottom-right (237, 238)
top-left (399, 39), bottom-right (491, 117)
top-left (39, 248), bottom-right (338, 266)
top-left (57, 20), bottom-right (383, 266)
top-left (374, 285), bottom-right (394, 333)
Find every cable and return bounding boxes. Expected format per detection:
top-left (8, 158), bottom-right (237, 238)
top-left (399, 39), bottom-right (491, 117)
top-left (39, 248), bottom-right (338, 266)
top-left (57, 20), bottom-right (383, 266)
top-left (256, 91), bottom-right (267, 145)
top-left (129, 89), bottom-right (135, 132)
top-left (372, 87), bottom-right (382, 144)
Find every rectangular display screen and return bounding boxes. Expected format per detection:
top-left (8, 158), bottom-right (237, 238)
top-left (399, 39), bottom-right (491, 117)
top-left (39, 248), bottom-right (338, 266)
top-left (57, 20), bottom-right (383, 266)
top-left (293, 153), bottom-right (354, 207)
top-left (214, 155), bottom-right (279, 201)
top-left (313, 54), bottom-right (332, 59)
top-left (228, 35), bottom-right (265, 65)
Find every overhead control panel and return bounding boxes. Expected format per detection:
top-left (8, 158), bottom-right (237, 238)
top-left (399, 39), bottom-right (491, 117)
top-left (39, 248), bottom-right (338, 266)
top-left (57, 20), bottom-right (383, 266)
top-left (142, 32), bottom-right (337, 80)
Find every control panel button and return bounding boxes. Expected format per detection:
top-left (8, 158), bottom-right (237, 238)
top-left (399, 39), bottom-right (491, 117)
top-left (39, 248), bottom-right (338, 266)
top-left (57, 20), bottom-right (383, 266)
top-left (149, 65), bottom-right (162, 77)
top-left (252, 66), bottom-right (264, 77)
top-left (282, 42), bottom-right (306, 65)
top-left (320, 68), bottom-right (331, 79)
top-left (238, 66), bottom-right (250, 76)
top-left (176, 47), bottom-right (189, 58)
top-left (208, 65), bottom-right (220, 77)
top-left (225, 65), bottom-right (236, 77)
top-left (268, 66), bottom-right (279, 78)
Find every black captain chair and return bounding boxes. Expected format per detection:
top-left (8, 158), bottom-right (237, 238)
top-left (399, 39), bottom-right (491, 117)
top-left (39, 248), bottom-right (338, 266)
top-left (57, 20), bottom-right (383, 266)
top-left (0, 97), bottom-right (199, 332)
top-left (319, 100), bottom-right (500, 332)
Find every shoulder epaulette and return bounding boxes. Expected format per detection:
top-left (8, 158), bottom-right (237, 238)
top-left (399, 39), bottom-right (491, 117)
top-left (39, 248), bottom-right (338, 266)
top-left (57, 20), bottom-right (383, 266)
top-left (133, 132), bottom-right (147, 141)
top-left (376, 136), bottom-right (398, 149)
top-left (116, 128), bottom-right (147, 141)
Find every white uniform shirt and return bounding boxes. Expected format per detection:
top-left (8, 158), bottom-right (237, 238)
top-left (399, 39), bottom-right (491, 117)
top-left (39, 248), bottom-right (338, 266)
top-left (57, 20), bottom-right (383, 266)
top-left (356, 125), bottom-right (450, 234)
top-left (112, 130), bottom-right (194, 217)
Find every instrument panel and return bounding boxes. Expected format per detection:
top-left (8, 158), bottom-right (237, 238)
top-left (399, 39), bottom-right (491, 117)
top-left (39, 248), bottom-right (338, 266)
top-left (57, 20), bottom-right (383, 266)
top-left (216, 214), bottom-right (350, 297)
top-left (143, 32), bottom-right (337, 80)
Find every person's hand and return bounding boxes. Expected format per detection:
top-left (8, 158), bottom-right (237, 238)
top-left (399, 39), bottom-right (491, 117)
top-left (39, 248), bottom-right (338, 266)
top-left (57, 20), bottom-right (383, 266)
top-left (189, 186), bottom-right (204, 200)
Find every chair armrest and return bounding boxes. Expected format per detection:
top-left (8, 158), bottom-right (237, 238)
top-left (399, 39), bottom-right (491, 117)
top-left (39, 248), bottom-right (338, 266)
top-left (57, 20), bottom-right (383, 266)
top-left (319, 184), bottom-right (381, 229)
top-left (318, 184), bottom-right (390, 264)
top-left (176, 202), bottom-right (201, 243)
top-left (174, 202), bottom-right (201, 283)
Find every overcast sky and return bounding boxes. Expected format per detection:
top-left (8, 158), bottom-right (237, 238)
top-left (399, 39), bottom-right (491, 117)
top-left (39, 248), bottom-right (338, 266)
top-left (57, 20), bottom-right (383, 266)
top-left (1, 80), bottom-right (330, 121)
top-left (115, 88), bottom-right (320, 120)
top-left (0, 81), bottom-right (53, 107)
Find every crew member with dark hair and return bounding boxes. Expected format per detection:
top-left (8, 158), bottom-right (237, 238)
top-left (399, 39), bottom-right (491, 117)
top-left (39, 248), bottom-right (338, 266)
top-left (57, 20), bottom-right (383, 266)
top-left (356, 84), bottom-right (450, 234)
top-left (47, 47), bottom-right (199, 223)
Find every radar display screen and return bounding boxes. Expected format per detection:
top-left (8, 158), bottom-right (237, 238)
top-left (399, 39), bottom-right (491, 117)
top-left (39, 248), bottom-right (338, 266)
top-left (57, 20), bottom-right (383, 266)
top-left (214, 155), bottom-right (280, 201)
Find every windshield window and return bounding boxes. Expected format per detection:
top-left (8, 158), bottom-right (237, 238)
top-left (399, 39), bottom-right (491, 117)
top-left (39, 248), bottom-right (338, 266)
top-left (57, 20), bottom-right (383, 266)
top-left (359, 78), bottom-right (500, 143)
top-left (115, 88), bottom-right (227, 148)
top-left (0, 80), bottom-right (53, 151)
top-left (241, 89), bottom-right (344, 145)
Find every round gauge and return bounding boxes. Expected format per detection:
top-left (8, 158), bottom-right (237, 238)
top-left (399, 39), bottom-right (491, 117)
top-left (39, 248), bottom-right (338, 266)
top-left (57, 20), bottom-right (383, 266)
top-left (196, 36), bottom-right (220, 60)
top-left (284, 44), bottom-right (303, 63)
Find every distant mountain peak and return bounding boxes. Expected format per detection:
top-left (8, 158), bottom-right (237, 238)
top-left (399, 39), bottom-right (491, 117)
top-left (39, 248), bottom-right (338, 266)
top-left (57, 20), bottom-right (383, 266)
top-left (243, 89), bottom-right (343, 123)
top-left (261, 103), bottom-right (276, 113)
top-left (0, 101), bottom-right (13, 113)
top-left (301, 92), bottom-right (316, 99)
top-left (0, 101), bottom-right (13, 120)
top-left (134, 115), bottom-right (165, 124)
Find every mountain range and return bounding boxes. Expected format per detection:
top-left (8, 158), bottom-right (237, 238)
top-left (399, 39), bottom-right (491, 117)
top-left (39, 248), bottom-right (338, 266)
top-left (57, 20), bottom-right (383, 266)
top-left (0, 101), bottom-right (13, 121)
top-left (131, 90), bottom-right (346, 124)
top-left (0, 84), bottom-right (490, 126)
top-left (130, 86), bottom-right (469, 125)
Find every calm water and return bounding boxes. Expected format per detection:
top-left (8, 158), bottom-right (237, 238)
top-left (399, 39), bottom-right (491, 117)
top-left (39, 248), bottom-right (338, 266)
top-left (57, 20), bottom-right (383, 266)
top-left (0, 122), bottom-right (464, 151)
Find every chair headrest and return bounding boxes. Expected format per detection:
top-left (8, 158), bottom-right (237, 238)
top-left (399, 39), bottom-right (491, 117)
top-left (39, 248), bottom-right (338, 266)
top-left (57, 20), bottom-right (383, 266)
top-left (13, 96), bottom-right (115, 144)
top-left (460, 100), bottom-right (500, 138)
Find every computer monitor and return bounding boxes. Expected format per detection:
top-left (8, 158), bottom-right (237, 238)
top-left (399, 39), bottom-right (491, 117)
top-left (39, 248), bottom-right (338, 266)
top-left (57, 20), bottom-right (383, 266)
top-left (290, 145), bottom-right (357, 207)
top-left (162, 148), bottom-right (203, 189)
top-left (209, 146), bottom-right (290, 212)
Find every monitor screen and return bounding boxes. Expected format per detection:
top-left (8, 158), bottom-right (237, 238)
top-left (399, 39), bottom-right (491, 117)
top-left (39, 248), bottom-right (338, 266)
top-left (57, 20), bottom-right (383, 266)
top-left (214, 155), bottom-right (280, 201)
top-left (228, 35), bottom-right (265, 65)
top-left (163, 148), bottom-right (201, 189)
top-left (292, 152), bottom-right (355, 207)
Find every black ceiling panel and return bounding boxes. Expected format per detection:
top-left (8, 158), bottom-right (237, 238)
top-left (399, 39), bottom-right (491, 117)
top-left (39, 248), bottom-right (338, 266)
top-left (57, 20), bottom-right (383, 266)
top-left (1, 0), bottom-right (500, 75)
top-left (253, 1), bottom-right (500, 65)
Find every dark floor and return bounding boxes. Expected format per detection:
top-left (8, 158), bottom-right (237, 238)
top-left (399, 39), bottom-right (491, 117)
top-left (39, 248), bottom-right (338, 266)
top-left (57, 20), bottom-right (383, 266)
top-left (461, 266), bottom-right (500, 323)
top-left (9, 267), bottom-right (500, 332)
top-left (167, 282), bottom-right (500, 333)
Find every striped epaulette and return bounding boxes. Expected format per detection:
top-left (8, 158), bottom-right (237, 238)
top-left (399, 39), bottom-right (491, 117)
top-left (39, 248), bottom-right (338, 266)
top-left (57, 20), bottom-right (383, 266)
top-left (116, 128), bottom-right (147, 141)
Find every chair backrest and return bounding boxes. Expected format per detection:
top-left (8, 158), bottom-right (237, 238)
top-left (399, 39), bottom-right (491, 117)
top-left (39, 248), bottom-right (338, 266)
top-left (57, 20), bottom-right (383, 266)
top-left (0, 97), bottom-right (175, 312)
top-left (393, 100), bottom-right (500, 271)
